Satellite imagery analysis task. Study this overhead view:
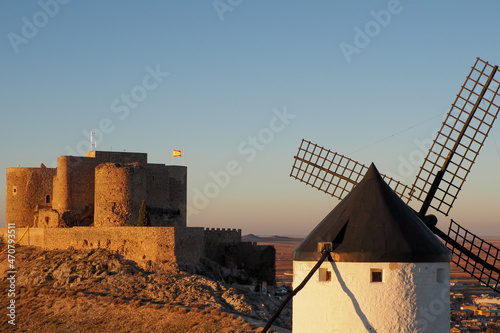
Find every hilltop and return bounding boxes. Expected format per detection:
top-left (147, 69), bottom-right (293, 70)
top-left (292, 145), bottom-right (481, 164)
top-left (242, 234), bottom-right (302, 243)
top-left (0, 246), bottom-right (291, 333)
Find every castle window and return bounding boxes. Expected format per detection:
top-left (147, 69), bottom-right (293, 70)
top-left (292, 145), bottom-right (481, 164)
top-left (46, 195), bottom-right (51, 204)
top-left (319, 268), bottom-right (331, 282)
top-left (12, 186), bottom-right (17, 195)
top-left (371, 269), bottom-right (383, 283)
top-left (45, 217), bottom-right (50, 224)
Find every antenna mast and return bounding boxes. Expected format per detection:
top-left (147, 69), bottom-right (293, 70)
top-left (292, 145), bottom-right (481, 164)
top-left (90, 131), bottom-right (97, 151)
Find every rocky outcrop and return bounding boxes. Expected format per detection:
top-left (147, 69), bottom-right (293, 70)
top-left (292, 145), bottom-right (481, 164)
top-left (0, 246), bottom-right (291, 330)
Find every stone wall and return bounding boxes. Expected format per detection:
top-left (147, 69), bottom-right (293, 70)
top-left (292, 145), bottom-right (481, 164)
top-left (171, 226), bottom-right (205, 264)
top-left (36, 208), bottom-right (61, 228)
top-left (52, 156), bottom-right (99, 226)
top-left (7, 151), bottom-right (187, 229)
top-left (0, 224), bottom-right (274, 284)
top-left (204, 228), bottom-right (241, 247)
top-left (93, 163), bottom-right (186, 227)
top-left (94, 162), bottom-right (147, 227)
top-left (146, 165), bottom-right (187, 226)
top-left (85, 151), bottom-right (148, 164)
top-left (0, 226), bottom-right (204, 266)
top-left (52, 152), bottom-right (150, 226)
top-left (204, 228), bottom-right (242, 262)
top-left (165, 165), bottom-right (187, 224)
top-left (202, 228), bottom-right (275, 284)
top-left (6, 165), bottom-right (57, 227)
top-left (52, 156), bottom-right (70, 213)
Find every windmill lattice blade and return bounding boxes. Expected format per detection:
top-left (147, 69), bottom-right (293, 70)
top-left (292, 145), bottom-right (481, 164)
top-left (446, 220), bottom-right (500, 293)
top-left (290, 139), bottom-right (413, 201)
top-left (410, 58), bottom-right (500, 216)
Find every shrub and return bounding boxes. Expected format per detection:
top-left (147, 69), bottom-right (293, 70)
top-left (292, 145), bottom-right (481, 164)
top-left (137, 200), bottom-right (150, 226)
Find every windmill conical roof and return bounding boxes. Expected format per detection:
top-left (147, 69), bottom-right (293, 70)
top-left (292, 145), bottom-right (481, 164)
top-left (293, 163), bottom-right (451, 262)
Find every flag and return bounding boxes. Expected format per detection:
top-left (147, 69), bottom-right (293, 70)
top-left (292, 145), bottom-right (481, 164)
top-left (173, 149), bottom-right (182, 158)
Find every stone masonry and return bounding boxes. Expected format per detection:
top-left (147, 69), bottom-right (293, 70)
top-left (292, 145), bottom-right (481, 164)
top-left (6, 151), bottom-right (186, 228)
top-left (1, 226), bottom-right (205, 267)
top-left (3, 150), bottom-right (261, 271)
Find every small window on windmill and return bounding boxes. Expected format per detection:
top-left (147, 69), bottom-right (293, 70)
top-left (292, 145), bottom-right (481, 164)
top-left (437, 268), bottom-right (445, 283)
top-left (319, 268), bottom-right (331, 282)
top-left (371, 269), bottom-right (383, 283)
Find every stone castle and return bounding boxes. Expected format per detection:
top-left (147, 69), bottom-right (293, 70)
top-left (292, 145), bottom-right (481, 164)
top-left (6, 150), bottom-right (186, 228)
top-left (2, 151), bottom-right (275, 284)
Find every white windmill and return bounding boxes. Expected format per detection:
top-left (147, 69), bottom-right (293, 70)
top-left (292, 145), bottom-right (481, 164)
top-left (262, 58), bottom-right (500, 333)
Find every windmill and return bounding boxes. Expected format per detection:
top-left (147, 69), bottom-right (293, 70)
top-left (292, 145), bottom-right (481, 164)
top-left (290, 57), bottom-right (500, 293)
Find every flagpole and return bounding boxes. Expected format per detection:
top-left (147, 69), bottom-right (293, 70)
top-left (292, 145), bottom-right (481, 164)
top-left (183, 147), bottom-right (185, 166)
top-left (172, 150), bottom-right (174, 165)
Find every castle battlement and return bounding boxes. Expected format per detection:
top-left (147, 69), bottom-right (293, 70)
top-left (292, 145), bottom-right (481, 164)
top-left (205, 227), bottom-right (241, 233)
top-left (204, 228), bottom-right (242, 245)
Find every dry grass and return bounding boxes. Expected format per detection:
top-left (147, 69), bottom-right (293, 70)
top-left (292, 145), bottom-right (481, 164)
top-left (0, 246), bottom-right (292, 332)
top-left (0, 287), bottom-right (260, 332)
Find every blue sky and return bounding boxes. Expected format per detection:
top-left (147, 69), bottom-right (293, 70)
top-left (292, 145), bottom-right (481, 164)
top-left (1, 1), bottom-right (499, 236)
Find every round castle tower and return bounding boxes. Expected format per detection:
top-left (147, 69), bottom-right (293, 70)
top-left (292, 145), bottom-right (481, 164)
top-left (6, 165), bottom-right (56, 227)
top-left (94, 162), bottom-right (146, 226)
top-left (293, 164), bottom-right (451, 333)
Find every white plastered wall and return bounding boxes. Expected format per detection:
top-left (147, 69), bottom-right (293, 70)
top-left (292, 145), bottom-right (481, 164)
top-left (293, 261), bottom-right (450, 333)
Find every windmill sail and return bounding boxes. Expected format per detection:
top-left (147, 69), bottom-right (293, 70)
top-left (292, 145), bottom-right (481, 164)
top-left (410, 58), bottom-right (500, 216)
top-left (290, 58), bottom-right (500, 294)
top-left (290, 139), bottom-right (414, 201)
top-left (446, 220), bottom-right (500, 292)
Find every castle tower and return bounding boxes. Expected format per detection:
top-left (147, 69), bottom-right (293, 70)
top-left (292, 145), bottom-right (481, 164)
top-left (293, 164), bottom-right (451, 332)
top-left (94, 162), bottom-right (147, 226)
top-left (6, 165), bottom-right (57, 227)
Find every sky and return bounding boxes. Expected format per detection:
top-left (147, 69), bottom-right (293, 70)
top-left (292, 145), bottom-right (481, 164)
top-left (1, 1), bottom-right (500, 236)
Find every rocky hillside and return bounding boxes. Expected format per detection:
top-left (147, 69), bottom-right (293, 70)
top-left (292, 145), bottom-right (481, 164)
top-left (0, 246), bottom-right (292, 332)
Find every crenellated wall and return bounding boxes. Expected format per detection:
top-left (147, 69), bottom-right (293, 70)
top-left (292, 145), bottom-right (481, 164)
top-left (202, 228), bottom-right (275, 285)
top-left (204, 228), bottom-right (242, 268)
top-left (204, 228), bottom-right (242, 246)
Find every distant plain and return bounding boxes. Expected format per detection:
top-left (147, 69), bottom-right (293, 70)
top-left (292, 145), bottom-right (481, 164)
top-left (244, 236), bottom-right (500, 287)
